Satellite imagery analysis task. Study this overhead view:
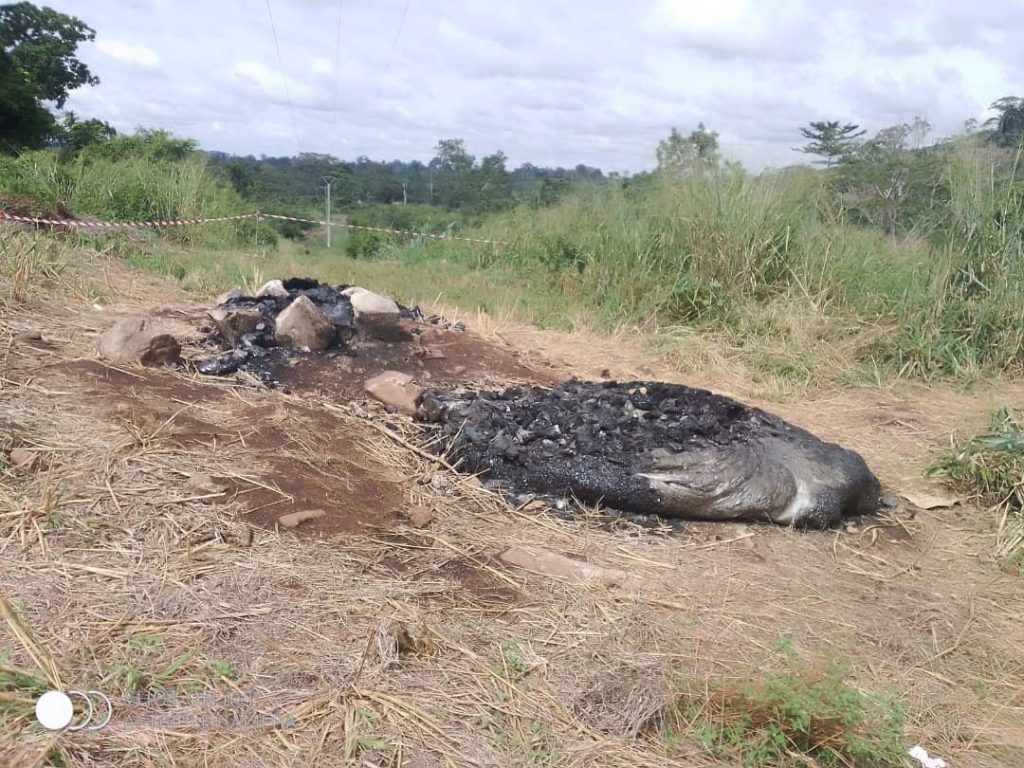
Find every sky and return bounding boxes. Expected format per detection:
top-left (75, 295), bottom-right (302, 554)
top-left (49, 0), bottom-right (1024, 174)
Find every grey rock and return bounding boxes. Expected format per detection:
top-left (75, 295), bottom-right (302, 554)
top-left (97, 316), bottom-right (181, 367)
top-left (274, 296), bottom-right (335, 351)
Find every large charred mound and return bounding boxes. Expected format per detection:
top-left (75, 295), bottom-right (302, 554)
top-left (416, 380), bottom-right (883, 528)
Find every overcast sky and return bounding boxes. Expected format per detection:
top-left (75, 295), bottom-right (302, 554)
top-left (50, 0), bottom-right (1022, 173)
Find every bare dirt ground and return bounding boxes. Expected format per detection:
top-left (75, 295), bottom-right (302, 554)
top-left (2, 244), bottom-right (1024, 767)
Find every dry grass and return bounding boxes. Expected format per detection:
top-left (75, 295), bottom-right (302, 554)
top-left (2, 226), bottom-right (1024, 767)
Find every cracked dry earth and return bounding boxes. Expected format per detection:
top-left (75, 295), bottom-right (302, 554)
top-left (2, 247), bottom-right (1024, 767)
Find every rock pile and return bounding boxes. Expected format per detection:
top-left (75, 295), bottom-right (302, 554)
top-left (416, 380), bottom-right (883, 528)
top-left (197, 278), bottom-right (412, 381)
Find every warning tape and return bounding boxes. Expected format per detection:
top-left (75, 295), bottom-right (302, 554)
top-left (0, 209), bottom-right (509, 246)
top-left (0, 210), bottom-right (257, 228)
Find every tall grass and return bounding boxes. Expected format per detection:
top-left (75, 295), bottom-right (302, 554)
top-left (0, 144), bottom-right (248, 247)
top-left (419, 142), bottom-right (1024, 380)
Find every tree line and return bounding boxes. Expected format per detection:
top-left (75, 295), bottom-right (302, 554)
top-left (207, 142), bottom-right (607, 213)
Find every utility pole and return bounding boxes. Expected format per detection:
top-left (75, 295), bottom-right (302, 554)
top-left (320, 175), bottom-right (335, 248)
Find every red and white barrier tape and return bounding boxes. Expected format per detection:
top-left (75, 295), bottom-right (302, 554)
top-left (0, 210), bottom-right (257, 228)
top-left (0, 209), bottom-right (509, 245)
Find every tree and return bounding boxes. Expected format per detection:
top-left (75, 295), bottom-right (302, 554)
top-left (985, 97), bottom-right (1024, 146)
top-left (0, 2), bottom-right (98, 151)
top-left (477, 150), bottom-right (512, 211)
top-left (796, 121), bottom-right (866, 168)
top-left (656, 123), bottom-right (720, 175)
top-left (429, 138), bottom-right (476, 208)
top-left (841, 118), bottom-right (934, 236)
top-left (53, 110), bottom-right (115, 156)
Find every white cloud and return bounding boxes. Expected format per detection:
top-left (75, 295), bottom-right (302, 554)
top-left (311, 57), bottom-right (333, 76)
top-left (94, 39), bottom-right (160, 67)
top-left (50, 0), bottom-right (1024, 172)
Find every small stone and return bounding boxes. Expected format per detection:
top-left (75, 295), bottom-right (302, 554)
top-left (499, 546), bottom-right (640, 587)
top-left (277, 509), bottom-right (326, 529)
top-left (406, 505), bottom-right (434, 528)
top-left (9, 448), bottom-right (39, 470)
top-left (207, 307), bottom-right (263, 345)
top-left (364, 370), bottom-right (422, 415)
top-left (275, 296), bottom-right (336, 351)
top-left (185, 473), bottom-right (229, 496)
top-left (429, 472), bottom-right (448, 490)
top-left (522, 499), bottom-right (546, 512)
top-left (97, 316), bottom-right (181, 367)
top-left (256, 279), bottom-right (288, 298)
top-left (14, 330), bottom-right (43, 342)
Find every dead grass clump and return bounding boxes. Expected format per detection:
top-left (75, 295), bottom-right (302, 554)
top-left (0, 226), bottom-right (66, 304)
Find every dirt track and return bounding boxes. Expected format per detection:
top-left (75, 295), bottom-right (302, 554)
top-left (2, 248), bottom-right (1024, 767)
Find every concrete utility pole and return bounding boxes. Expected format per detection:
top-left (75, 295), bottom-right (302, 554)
top-left (320, 175), bottom-right (335, 248)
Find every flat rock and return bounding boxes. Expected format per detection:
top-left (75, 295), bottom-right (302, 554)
top-left (9, 448), bottom-right (40, 471)
top-left (277, 509), bottom-right (326, 529)
top-left (342, 286), bottom-right (400, 317)
top-left (900, 491), bottom-right (960, 510)
top-left (406, 505), bottom-right (434, 528)
top-left (14, 330), bottom-right (43, 343)
top-left (500, 546), bottom-right (638, 587)
top-left (185, 472), bottom-right (229, 497)
top-left (364, 370), bottom-right (422, 415)
top-left (275, 296), bottom-right (335, 351)
top-left (256, 279), bottom-right (288, 298)
top-left (97, 316), bottom-right (181, 367)
top-left (207, 306), bottom-right (263, 345)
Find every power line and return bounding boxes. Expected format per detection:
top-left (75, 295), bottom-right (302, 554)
top-left (264, 0), bottom-right (301, 153)
top-left (376, 0), bottom-right (411, 98)
top-left (332, 0), bottom-right (344, 135)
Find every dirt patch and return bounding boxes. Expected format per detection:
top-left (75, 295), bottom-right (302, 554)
top-left (46, 361), bottom-right (406, 536)
top-left (271, 321), bottom-right (557, 402)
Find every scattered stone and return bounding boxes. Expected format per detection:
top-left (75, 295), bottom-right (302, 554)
top-left (394, 622), bottom-right (437, 656)
top-left (274, 296), bottom-right (336, 351)
top-left (207, 306), bottom-right (263, 346)
top-left (256, 279), bottom-right (288, 298)
top-left (364, 370), bottom-right (422, 415)
top-left (406, 505), bottom-right (434, 528)
top-left (216, 288), bottom-right (244, 305)
top-left (277, 509), bottom-right (326, 529)
top-left (9, 448), bottom-right (40, 471)
top-left (185, 473), bottom-right (229, 497)
top-left (500, 546), bottom-right (638, 587)
top-left (97, 316), bottom-right (181, 366)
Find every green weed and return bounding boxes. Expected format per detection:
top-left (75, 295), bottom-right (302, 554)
top-left (665, 652), bottom-right (907, 767)
top-left (929, 407), bottom-right (1024, 562)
